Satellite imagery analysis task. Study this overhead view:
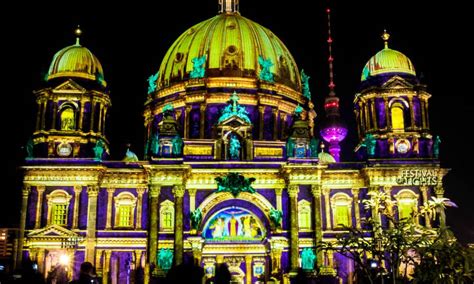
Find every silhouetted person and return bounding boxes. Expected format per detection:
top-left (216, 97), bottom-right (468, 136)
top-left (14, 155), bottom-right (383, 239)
top-left (70, 262), bottom-right (98, 284)
top-left (214, 263), bottom-right (231, 284)
top-left (165, 258), bottom-right (204, 284)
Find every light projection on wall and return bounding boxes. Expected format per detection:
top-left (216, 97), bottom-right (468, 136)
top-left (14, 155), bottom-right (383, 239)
top-left (202, 207), bottom-right (265, 242)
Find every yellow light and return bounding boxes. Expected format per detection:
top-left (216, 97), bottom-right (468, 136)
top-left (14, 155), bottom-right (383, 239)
top-left (59, 254), bottom-right (69, 266)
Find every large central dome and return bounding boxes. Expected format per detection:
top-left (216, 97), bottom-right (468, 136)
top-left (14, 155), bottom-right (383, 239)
top-left (156, 13), bottom-right (301, 92)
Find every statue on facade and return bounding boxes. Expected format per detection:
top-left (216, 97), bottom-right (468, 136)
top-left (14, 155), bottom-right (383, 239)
top-left (190, 208), bottom-right (202, 231)
top-left (229, 135), bottom-right (241, 160)
top-left (269, 208), bottom-right (283, 229)
top-left (294, 104), bottom-right (304, 120)
top-left (309, 137), bottom-right (319, 158)
top-left (26, 138), bottom-right (34, 159)
top-left (433, 135), bottom-right (441, 158)
top-left (363, 133), bottom-right (376, 157)
top-left (150, 132), bottom-right (160, 156)
top-left (93, 140), bottom-right (105, 161)
top-left (147, 71), bottom-right (159, 94)
top-left (157, 248), bottom-right (173, 271)
top-left (301, 69), bottom-right (311, 100)
top-left (218, 92), bottom-right (251, 124)
top-left (258, 55), bottom-right (274, 83)
top-left (301, 248), bottom-right (316, 270)
top-left (286, 138), bottom-right (295, 158)
top-left (215, 172), bottom-right (256, 197)
top-left (190, 56), bottom-right (206, 79)
top-left (123, 145), bottom-right (139, 162)
top-left (172, 135), bottom-right (183, 156)
top-left (307, 101), bottom-right (317, 136)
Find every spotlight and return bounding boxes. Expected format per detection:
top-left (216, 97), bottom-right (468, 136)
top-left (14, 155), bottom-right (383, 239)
top-left (59, 254), bottom-right (70, 265)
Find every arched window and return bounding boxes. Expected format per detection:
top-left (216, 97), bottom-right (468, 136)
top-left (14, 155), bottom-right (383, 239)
top-left (395, 190), bottom-right (418, 220)
top-left (60, 106), bottom-right (76, 131)
top-left (114, 192), bottom-right (137, 228)
top-left (331, 193), bottom-right (353, 228)
top-left (298, 200), bottom-right (312, 230)
top-left (391, 102), bottom-right (405, 131)
top-left (160, 200), bottom-right (175, 232)
top-left (47, 190), bottom-right (72, 226)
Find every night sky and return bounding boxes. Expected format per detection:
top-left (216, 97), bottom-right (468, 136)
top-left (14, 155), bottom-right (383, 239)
top-left (2, 1), bottom-right (472, 243)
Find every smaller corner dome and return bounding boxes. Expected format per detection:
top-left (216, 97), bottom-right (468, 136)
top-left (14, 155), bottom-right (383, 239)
top-left (361, 31), bottom-right (416, 82)
top-left (47, 43), bottom-right (106, 87)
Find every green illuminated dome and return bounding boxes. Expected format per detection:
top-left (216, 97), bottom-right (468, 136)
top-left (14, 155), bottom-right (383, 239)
top-left (361, 31), bottom-right (416, 81)
top-left (157, 13), bottom-right (301, 91)
top-left (47, 28), bottom-right (106, 87)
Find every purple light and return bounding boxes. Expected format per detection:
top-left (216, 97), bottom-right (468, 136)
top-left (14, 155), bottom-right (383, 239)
top-left (320, 127), bottom-right (348, 143)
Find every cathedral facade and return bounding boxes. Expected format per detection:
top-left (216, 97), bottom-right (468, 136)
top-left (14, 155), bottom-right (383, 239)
top-left (17, 1), bottom-right (449, 283)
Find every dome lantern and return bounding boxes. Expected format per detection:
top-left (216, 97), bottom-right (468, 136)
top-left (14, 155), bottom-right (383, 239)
top-left (219, 0), bottom-right (239, 14)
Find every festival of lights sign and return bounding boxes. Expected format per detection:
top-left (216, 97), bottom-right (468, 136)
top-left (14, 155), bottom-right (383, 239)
top-left (396, 169), bottom-right (439, 186)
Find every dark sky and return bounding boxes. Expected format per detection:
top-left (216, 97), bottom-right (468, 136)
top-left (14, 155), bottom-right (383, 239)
top-left (2, 1), bottom-right (473, 242)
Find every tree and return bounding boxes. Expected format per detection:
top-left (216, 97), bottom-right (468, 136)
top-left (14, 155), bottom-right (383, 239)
top-left (318, 191), bottom-right (468, 284)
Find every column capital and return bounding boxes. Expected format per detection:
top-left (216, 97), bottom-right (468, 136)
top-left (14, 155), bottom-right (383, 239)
top-left (287, 185), bottom-right (299, 198)
top-left (107, 187), bottom-right (115, 194)
top-left (420, 186), bottom-right (430, 194)
top-left (351, 188), bottom-right (359, 198)
top-left (173, 185), bottom-right (185, 198)
top-left (434, 186), bottom-right (444, 197)
top-left (279, 112), bottom-right (287, 120)
top-left (36, 185), bottom-right (46, 193)
top-left (275, 187), bottom-right (284, 196)
top-left (200, 104), bottom-right (207, 112)
top-left (149, 185), bottom-right (161, 198)
top-left (87, 185), bottom-right (100, 197)
top-left (311, 184), bottom-right (322, 196)
top-left (22, 185), bottom-right (31, 196)
top-left (73, 185), bottom-right (82, 193)
top-left (187, 188), bottom-right (197, 197)
top-left (272, 108), bottom-right (278, 115)
top-left (383, 186), bottom-right (392, 195)
top-left (136, 187), bottom-right (147, 195)
top-left (322, 187), bottom-right (331, 196)
top-left (258, 105), bottom-right (266, 112)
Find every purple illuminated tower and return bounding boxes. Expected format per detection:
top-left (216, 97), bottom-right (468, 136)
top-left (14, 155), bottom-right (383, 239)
top-left (320, 7), bottom-right (347, 162)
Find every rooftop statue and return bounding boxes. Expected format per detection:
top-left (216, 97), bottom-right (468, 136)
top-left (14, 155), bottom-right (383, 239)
top-left (301, 69), bottom-right (311, 99)
top-left (258, 55), bottom-right (274, 83)
top-left (190, 56), bottom-right (206, 79)
top-left (123, 147), bottom-right (139, 162)
top-left (286, 138), bottom-right (295, 158)
top-left (26, 138), bottom-right (34, 159)
top-left (434, 135), bottom-right (441, 158)
top-left (218, 92), bottom-right (251, 124)
top-left (147, 71), bottom-right (159, 94)
top-left (172, 135), bottom-right (183, 156)
top-left (294, 104), bottom-right (304, 119)
top-left (93, 140), bottom-right (105, 161)
top-left (149, 133), bottom-right (160, 156)
top-left (310, 137), bottom-right (320, 158)
top-left (362, 133), bottom-right (376, 157)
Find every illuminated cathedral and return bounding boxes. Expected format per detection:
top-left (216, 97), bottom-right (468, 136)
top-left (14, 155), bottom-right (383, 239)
top-left (16, 1), bottom-right (449, 283)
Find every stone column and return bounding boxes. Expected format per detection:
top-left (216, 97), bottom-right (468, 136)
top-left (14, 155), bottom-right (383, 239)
top-left (420, 186), bottom-right (431, 228)
top-left (200, 104), bottom-right (206, 139)
top-left (275, 187), bottom-right (283, 212)
top-left (424, 99), bottom-right (430, 129)
top-left (273, 108), bottom-right (279, 141)
top-left (279, 112), bottom-right (287, 139)
top-left (73, 186), bottom-right (82, 229)
top-left (51, 101), bottom-right (58, 129)
top-left (322, 187), bottom-right (331, 230)
top-left (35, 186), bottom-right (45, 229)
top-left (259, 106), bottom-right (265, 140)
top-left (90, 100), bottom-right (96, 132)
top-left (103, 250), bottom-right (111, 284)
top-left (132, 250), bottom-right (142, 284)
top-left (288, 185), bottom-right (299, 271)
top-left (184, 105), bottom-right (192, 139)
top-left (188, 237), bottom-right (204, 265)
top-left (105, 188), bottom-right (115, 230)
top-left (95, 250), bottom-right (103, 279)
top-left (311, 185), bottom-right (323, 266)
top-left (136, 188), bottom-right (146, 230)
top-left (173, 185), bottom-right (185, 266)
top-left (408, 96), bottom-right (416, 129)
top-left (86, 185), bottom-right (99, 263)
top-left (78, 100), bottom-right (85, 130)
top-left (364, 101), bottom-right (371, 130)
top-left (16, 185), bottom-right (30, 269)
top-left (35, 100), bottom-right (43, 131)
top-left (358, 101), bottom-right (365, 134)
top-left (41, 100), bottom-right (47, 130)
top-left (370, 99), bottom-right (377, 130)
top-left (37, 249), bottom-right (45, 275)
top-left (148, 185), bottom-right (161, 269)
top-left (245, 255), bottom-right (252, 284)
top-left (384, 97), bottom-right (391, 131)
top-left (188, 188), bottom-right (197, 213)
top-left (97, 104), bottom-right (103, 134)
top-left (351, 188), bottom-right (361, 229)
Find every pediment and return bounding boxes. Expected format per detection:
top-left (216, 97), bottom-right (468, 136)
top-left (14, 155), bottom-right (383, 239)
top-left (382, 76), bottom-right (414, 89)
top-left (219, 115), bottom-right (251, 127)
top-left (53, 79), bottom-right (86, 93)
top-left (27, 224), bottom-right (79, 238)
